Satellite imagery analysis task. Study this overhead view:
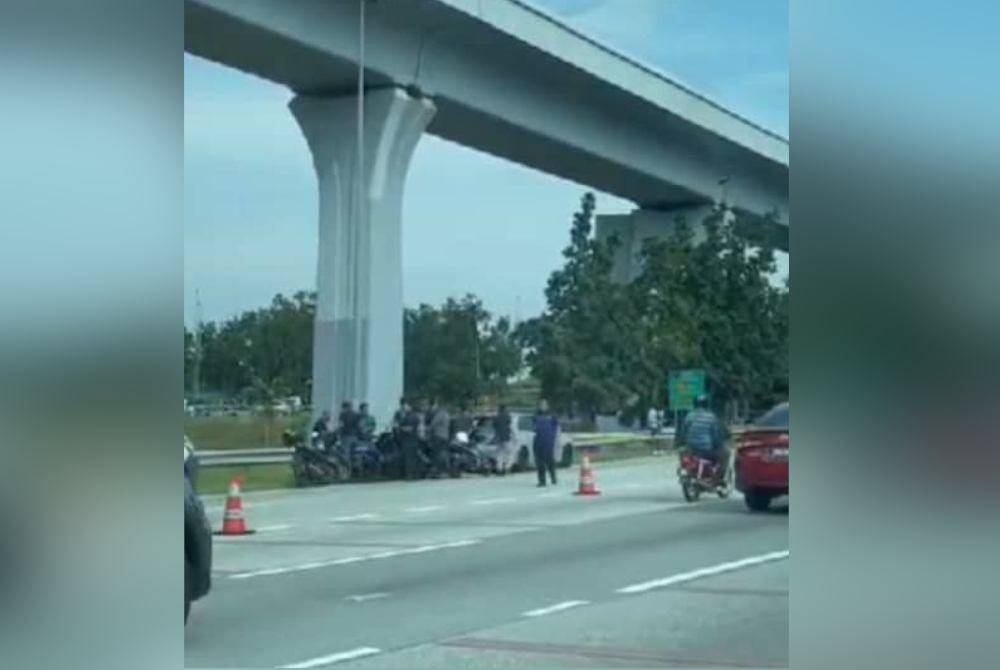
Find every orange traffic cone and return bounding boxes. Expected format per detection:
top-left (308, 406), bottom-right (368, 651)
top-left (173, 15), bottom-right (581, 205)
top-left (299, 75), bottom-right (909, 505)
top-left (216, 476), bottom-right (255, 535)
top-left (574, 453), bottom-right (601, 496)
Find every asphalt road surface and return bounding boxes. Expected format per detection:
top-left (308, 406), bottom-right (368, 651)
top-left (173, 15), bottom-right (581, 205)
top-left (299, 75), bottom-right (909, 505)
top-left (186, 455), bottom-right (788, 668)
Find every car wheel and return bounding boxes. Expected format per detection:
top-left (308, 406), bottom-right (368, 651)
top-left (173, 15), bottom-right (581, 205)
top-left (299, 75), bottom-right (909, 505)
top-left (744, 490), bottom-right (772, 512)
top-left (184, 557), bottom-right (192, 624)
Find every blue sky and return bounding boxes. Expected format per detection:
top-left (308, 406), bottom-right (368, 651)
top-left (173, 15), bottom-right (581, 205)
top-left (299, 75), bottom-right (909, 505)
top-left (184, 0), bottom-right (788, 326)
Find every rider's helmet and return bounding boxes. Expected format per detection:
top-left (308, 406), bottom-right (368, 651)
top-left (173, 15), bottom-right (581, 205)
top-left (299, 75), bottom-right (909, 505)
top-left (694, 394), bottom-right (709, 409)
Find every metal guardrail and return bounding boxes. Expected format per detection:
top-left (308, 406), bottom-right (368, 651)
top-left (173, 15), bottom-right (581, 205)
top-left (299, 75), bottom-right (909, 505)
top-left (194, 427), bottom-right (752, 468)
top-left (196, 448), bottom-right (294, 467)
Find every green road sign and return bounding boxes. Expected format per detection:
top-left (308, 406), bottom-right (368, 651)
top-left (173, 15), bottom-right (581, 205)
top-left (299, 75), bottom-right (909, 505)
top-left (668, 369), bottom-right (706, 411)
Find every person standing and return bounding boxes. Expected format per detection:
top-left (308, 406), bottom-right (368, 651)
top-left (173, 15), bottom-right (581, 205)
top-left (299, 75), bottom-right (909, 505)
top-left (392, 397), bottom-right (407, 432)
top-left (428, 400), bottom-right (451, 477)
top-left (492, 404), bottom-right (515, 475)
top-left (451, 402), bottom-right (473, 438)
top-left (646, 405), bottom-right (660, 436)
top-left (358, 402), bottom-right (376, 441)
top-left (533, 399), bottom-right (559, 487)
top-left (399, 400), bottom-right (422, 480)
top-left (312, 410), bottom-right (334, 448)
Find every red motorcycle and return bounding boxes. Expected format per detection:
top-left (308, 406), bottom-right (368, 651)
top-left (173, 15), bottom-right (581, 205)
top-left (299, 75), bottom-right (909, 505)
top-left (677, 449), bottom-right (733, 502)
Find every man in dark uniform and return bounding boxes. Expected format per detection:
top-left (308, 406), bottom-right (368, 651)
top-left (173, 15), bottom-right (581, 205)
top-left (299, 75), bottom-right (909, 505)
top-left (400, 400), bottom-right (423, 480)
top-left (492, 404), bottom-right (515, 475)
top-left (533, 399), bottom-right (559, 487)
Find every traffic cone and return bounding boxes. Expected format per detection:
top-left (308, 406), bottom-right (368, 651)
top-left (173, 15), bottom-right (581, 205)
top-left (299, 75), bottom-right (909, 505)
top-left (574, 453), bottom-right (601, 496)
top-left (216, 476), bottom-right (255, 535)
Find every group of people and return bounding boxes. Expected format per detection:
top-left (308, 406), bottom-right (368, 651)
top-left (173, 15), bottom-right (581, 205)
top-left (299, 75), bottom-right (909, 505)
top-left (389, 398), bottom-right (521, 480)
top-left (308, 397), bottom-right (565, 487)
top-left (312, 401), bottom-right (377, 445)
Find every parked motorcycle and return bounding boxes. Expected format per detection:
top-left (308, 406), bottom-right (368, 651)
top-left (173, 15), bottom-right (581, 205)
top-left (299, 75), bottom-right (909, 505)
top-left (448, 431), bottom-right (491, 476)
top-left (344, 436), bottom-right (384, 480)
top-left (291, 431), bottom-right (350, 486)
top-left (677, 449), bottom-right (733, 502)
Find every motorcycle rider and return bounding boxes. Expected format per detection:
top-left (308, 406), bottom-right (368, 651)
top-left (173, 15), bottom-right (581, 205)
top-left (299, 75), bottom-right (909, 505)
top-left (451, 402), bottom-right (474, 438)
top-left (337, 401), bottom-right (361, 466)
top-left (358, 402), bottom-right (376, 441)
top-left (680, 394), bottom-right (729, 482)
top-left (312, 410), bottom-right (335, 451)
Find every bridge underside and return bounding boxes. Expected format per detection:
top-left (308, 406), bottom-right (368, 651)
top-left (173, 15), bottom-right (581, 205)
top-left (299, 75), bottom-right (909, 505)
top-left (185, 0), bottom-right (788, 239)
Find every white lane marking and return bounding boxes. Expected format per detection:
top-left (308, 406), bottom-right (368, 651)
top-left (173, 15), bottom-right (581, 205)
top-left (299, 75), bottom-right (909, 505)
top-left (616, 550), bottom-right (790, 595)
top-left (257, 524), bottom-right (294, 532)
top-left (330, 513), bottom-right (379, 522)
top-left (230, 567), bottom-right (288, 580)
top-left (471, 497), bottom-right (516, 506)
top-left (228, 539), bottom-right (481, 580)
top-left (536, 492), bottom-right (561, 499)
top-left (346, 592), bottom-right (390, 603)
top-left (523, 600), bottom-right (590, 617)
top-left (282, 646), bottom-right (381, 668)
top-left (405, 505), bottom-right (444, 513)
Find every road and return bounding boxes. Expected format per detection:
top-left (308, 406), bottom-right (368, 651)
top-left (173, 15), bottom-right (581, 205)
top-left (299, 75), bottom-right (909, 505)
top-left (186, 455), bottom-right (788, 668)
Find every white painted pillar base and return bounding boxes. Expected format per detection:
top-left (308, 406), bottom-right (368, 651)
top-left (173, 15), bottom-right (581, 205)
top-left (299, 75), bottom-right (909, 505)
top-left (596, 205), bottom-right (730, 282)
top-left (291, 88), bottom-right (435, 429)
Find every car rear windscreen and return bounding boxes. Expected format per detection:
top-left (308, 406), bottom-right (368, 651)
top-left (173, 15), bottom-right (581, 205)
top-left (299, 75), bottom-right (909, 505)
top-left (753, 404), bottom-right (789, 429)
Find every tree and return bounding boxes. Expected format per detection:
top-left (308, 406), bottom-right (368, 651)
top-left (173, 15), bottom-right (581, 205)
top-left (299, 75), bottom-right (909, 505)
top-left (525, 194), bottom-right (789, 422)
top-left (404, 295), bottom-right (522, 406)
top-left (521, 193), bottom-right (634, 416)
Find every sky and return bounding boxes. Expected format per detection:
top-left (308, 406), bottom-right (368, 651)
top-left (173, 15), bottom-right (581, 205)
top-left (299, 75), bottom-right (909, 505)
top-left (184, 0), bottom-right (788, 327)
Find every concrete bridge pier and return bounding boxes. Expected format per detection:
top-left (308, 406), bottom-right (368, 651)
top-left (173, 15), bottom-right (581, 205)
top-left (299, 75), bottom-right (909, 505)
top-left (597, 206), bottom-right (725, 283)
top-left (291, 88), bottom-right (436, 428)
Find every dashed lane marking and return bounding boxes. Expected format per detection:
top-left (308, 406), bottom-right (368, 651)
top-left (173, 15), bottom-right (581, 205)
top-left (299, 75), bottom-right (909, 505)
top-left (345, 592), bottom-right (390, 603)
top-left (330, 513), bottom-right (379, 522)
top-left (471, 497), bottom-right (516, 506)
top-left (523, 600), bottom-right (590, 617)
top-left (404, 505), bottom-right (444, 513)
top-left (616, 550), bottom-right (790, 595)
top-left (281, 647), bottom-right (381, 668)
top-left (228, 539), bottom-right (481, 580)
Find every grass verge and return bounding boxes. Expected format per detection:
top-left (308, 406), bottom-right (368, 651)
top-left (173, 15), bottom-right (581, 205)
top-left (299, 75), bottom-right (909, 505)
top-left (196, 464), bottom-right (294, 495)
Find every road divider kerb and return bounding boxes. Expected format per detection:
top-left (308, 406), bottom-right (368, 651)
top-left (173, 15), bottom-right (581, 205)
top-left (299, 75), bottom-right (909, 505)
top-left (616, 550), bottom-right (790, 595)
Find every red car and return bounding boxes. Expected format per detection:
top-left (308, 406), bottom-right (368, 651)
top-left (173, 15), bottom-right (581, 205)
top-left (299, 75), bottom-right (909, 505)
top-left (735, 402), bottom-right (789, 511)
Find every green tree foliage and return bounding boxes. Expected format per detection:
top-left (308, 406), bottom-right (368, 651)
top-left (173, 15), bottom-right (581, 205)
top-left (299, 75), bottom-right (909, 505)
top-left (523, 193), bottom-right (788, 419)
top-left (185, 292), bottom-right (522, 407)
top-left (185, 291), bottom-right (316, 400)
top-left (517, 193), bottom-right (635, 416)
top-left (403, 295), bottom-right (522, 405)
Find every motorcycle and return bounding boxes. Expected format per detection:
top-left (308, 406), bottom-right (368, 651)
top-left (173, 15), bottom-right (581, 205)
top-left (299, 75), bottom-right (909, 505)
top-left (448, 431), bottom-right (492, 476)
top-left (291, 431), bottom-right (350, 487)
top-left (677, 449), bottom-right (733, 502)
top-left (344, 435), bottom-right (384, 480)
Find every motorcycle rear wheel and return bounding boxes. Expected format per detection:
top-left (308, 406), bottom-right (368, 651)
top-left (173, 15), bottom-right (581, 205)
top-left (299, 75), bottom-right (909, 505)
top-left (681, 479), bottom-right (700, 502)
